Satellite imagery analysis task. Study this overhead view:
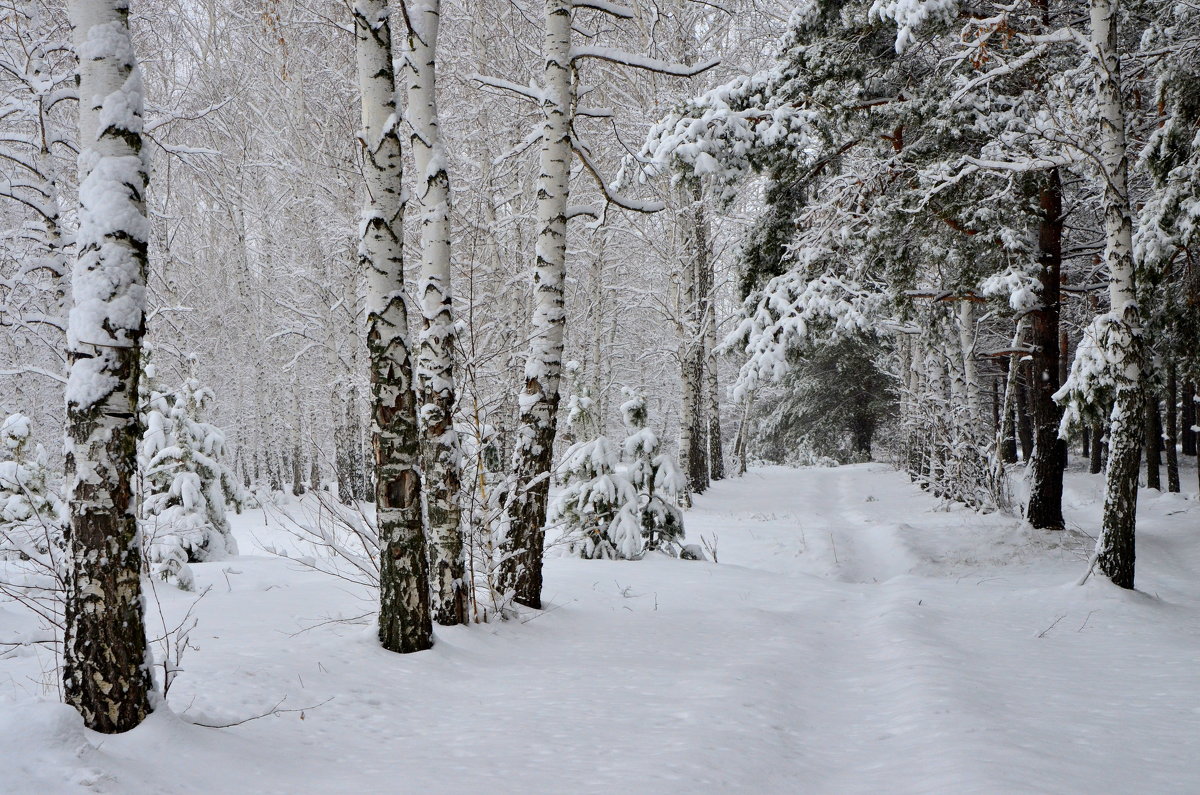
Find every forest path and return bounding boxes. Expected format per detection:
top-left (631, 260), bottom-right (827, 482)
top-left (4, 465), bottom-right (1200, 793)
top-left (680, 464), bottom-right (1200, 792)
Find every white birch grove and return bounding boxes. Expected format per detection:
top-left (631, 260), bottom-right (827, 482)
top-left (61, 0), bottom-right (154, 733)
top-left (0, 1), bottom-right (1191, 720)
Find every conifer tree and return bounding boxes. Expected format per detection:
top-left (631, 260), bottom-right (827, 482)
top-left (139, 361), bottom-right (242, 590)
top-left (0, 413), bottom-right (64, 557)
top-left (620, 389), bottom-right (686, 553)
top-left (551, 381), bottom-right (643, 560)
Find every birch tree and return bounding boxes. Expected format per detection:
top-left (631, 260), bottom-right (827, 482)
top-left (489, 0), bottom-right (716, 609)
top-left (496, 0), bottom-right (573, 609)
top-left (404, 0), bottom-right (466, 626)
top-left (355, 0), bottom-right (432, 652)
top-left (1063, 0), bottom-right (1145, 588)
top-left (61, 0), bottom-right (154, 733)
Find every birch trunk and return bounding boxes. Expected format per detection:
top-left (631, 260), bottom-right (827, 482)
top-left (696, 191), bottom-right (724, 481)
top-left (1089, 0), bottom-right (1144, 589)
top-left (732, 390), bottom-right (754, 476)
top-left (997, 320), bottom-right (1027, 469)
top-left (355, 0), bottom-right (432, 651)
top-left (498, 0), bottom-right (573, 609)
top-left (679, 180), bottom-right (709, 495)
top-left (62, 0), bottom-right (154, 733)
top-left (957, 300), bottom-right (980, 426)
top-left (926, 348), bottom-right (947, 495)
top-left (405, 0), bottom-right (466, 625)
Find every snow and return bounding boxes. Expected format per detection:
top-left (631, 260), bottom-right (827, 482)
top-left (3, 464), bottom-right (1200, 791)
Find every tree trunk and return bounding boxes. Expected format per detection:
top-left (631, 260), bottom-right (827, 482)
top-left (1165, 360), bottom-right (1180, 492)
top-left (498, 0), bottom-right (573, 609)
top-left (405, 0), bottom-right (466, 626)
top-left (1015, 372), bottom-right (1033, 462)
top-left (679, 179), bottom-right (709, 495)
top-left (291, 390), bottom-right (304, 496)
top-left (62, 0), bottom-right (154, 733)
top-left (1145, 393), bottom-right (1161, 491)
top-left (355, 0), bottom-right (432, 652)
top-left (1026, 168), bottom-right (1066, 530)
top-left (1089, 0), bottom-right (1145, 589)
top-left (991, 377), bottom-right (1000, 438)
top-left (348, 382), bottom-right (370, 502)
top-left (1001, 363), bottom-right (1019, 463)
top-left (1090, 419), bottom-right (1104, 474)
top-left (695, 186), bottom-right (724, 481)
top-left (732, 390), bottom-right (754, 476)
top-left (1060, 327), bottom-right (1070, 465)
top-left (1182, 380), bottom-right (1195, 456)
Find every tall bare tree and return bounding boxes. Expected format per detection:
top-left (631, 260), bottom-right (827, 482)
top-left (61, 0), bottom-right (154, 733)
top-left (355, 0), bottom-right (432, 651)
top-left (404, 0), bottom-right (467, 626)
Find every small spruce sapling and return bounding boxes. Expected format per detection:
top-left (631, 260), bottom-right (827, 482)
top-left (139, 359), bottom-right (242, 589)
top-left (0, 414), bottom-right (65, 557)
top-left (620, 389), bottom-right (686, 553)
top-left (550, 376), bottom-right (643, 560)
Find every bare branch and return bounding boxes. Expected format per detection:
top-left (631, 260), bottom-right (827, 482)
top-left (570, 47), bottom-right (720, 77)
top-left (571, 137), bottom-right (665, 213)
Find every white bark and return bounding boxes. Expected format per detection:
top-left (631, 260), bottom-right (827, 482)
top-left (498, 0), bottom-right (573, 609)
top-left (678, 179), bottom-right (709, 496)
top-left (405, 0), bottom-right (466, 626)
top-left (958, 300), bottom-right (980, 426)
top-left (62, 0), bottom-right (154, 734)
top-left (1088, 0), bottom-right (1143, 589)
top-left (355, 0), bottom-right (432, 652)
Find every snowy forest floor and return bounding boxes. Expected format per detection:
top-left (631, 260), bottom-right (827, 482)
top-left (3, 463), bottom-right (1200, 793)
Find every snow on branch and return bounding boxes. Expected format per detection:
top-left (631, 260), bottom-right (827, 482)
top-left (572, 0), bottom-right (635, 17)
top-left (570, 47), bottom-right (720, 78)
top-left (725, 269), bottom-right (881, 401)
top-left (566, 205), bottom-right (601, 219)
top-left (639, 65), bottom-right (817, 200)
top-left (572, 136), bottom-right (665, 213)
top-left (869, 0), bottom-right (959, 53)
top-left (471, 74), bottom-right (544, 104)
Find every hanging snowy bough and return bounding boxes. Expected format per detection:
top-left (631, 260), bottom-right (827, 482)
top-left (640, 69), bottom-right (818, 204)
top-left (1054, 310), bottom-right (1142, 437)
top-left (979, 268), bottom-right (1042, 314)
top-left (725, 269), bottom-right (882, 402)
top-left (869, 0), bottom-right (960, 53)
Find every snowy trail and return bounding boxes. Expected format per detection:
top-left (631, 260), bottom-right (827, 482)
top-left (3, 464), bottom-right (1200, 793)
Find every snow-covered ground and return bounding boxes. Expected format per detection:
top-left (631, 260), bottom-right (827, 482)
top-left (3, 464), bottom-right (1199, 793)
